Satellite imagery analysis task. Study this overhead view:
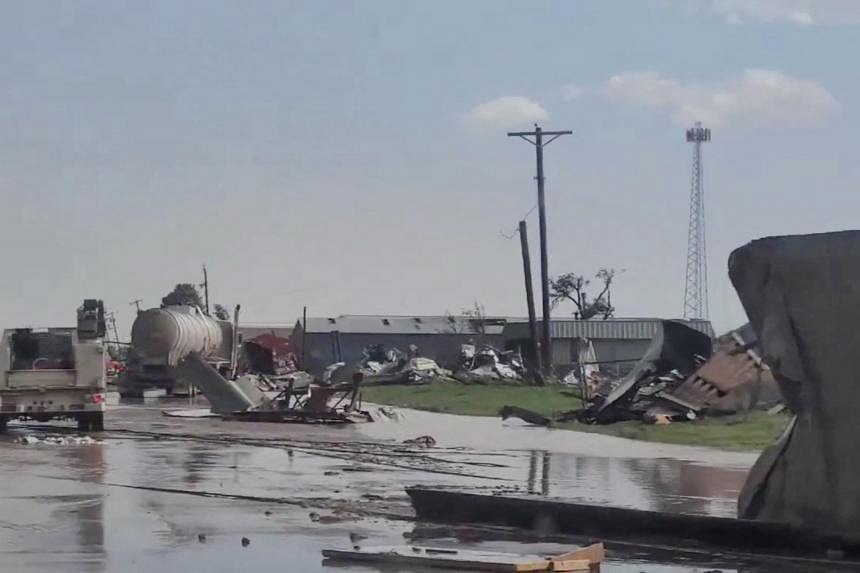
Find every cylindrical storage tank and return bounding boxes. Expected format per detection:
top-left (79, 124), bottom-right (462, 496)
top-left (131, 306), bottom-right (232, 366)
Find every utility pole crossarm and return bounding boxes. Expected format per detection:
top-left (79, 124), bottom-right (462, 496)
top-left (508, 123), bottom-right (572, 376)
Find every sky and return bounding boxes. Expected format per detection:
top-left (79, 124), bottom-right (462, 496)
top-left (0, 0), bottom-right (857, 337)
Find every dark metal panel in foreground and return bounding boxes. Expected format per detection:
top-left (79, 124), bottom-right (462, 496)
top-left (406, 488), bottom-right (858, 559)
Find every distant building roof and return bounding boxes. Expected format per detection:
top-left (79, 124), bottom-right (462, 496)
top-left (296, 315), bottom-right (516, 336)
top-left (503, 317), bottom-right (714, 340)
top-left (238, 323), bottom-right (294, 337)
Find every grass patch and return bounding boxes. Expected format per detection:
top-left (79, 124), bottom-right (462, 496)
top-left (362, 381), bottom-right (582, 417)
top-left (361, 382), bottom-right (789, 451)
top-left (555, 411), bottom-right (789, 451)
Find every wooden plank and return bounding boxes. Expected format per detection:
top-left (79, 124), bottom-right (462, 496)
top-left (322, 544), bottom-right (602, 572)
top-left (512, 561), bottom-right (552, 572)
top-left (322, 546), bottom-right (553, 572)
top-left (546, 558), bottom-right (590, 572)
top-left (552, 542), bottom-right (605, 564)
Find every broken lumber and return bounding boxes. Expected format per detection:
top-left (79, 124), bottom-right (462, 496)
top-left (321, 545), bottom-right (594, 571)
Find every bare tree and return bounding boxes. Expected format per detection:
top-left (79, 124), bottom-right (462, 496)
top-left (550, 268), bottom-right (617, 320)
top-left (212, 304), bottom-right (230, 320)
top-left (444, 301), bottom-right (487, 335)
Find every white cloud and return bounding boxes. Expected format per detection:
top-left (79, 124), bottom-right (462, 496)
top-left (602, 69), bottom-right (838, 128)
top-left (561, 83), bottom-right (584, 101)
top-left (712, 0), bottom-right (860, 25)
top-left (464, 96), bottom-right (548, 129)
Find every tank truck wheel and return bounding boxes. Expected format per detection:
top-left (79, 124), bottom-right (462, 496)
top-left (77, 415), bottom-right (92, 432)
top-left (90, 413), bottom-right (105, 432)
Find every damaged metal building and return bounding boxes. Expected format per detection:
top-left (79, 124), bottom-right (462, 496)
top-left (293, 315), bottom-right (509, 374)
top-left (502, 317), bottom-right (714, 375)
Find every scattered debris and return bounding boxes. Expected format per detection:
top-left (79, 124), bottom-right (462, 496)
top-left (585, 320), bottom-right (712, 423)
top-left (455, 344), bottom-right (526, 384)
top-left (161, 408), bottom-right (219, 418)
top-left (321, 344), bottom-right (453, 387)
top-left (321, 543), bottom-right (604, 571)
top-left (310, 512), bottom-right (351, 524)
top-left (499, 406), bottom-right (551, 427)
top-left (500, 320), bottom-right (783, 428)
top-left (16, 434), bottom-right (102, 446)
top-left (168, 353), bottom-right (372, 424)
top-left (402, 435), bottom-right (436, 447)
top-left (341, 465), bottom-right (374, 473)
top-left (660, 324), bottom-right (781, 415)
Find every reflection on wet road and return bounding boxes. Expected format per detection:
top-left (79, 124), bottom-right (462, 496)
top-left (0, 399), bottom-right (798, 572)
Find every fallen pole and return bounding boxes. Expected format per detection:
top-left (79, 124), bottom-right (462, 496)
top-left (518, 220), bottom-right (541, 375)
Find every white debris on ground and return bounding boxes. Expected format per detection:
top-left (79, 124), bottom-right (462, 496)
top-left (366, 405), bottom-right (403, 422)
top-left (16, 434), bottom-right (103, 446)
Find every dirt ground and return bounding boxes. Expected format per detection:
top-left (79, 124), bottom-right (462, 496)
top-left (0, 397), bottom-right (830, 572)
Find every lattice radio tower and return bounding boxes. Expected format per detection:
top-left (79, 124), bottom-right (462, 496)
top-left (683, 122), bottom-right (710, 320)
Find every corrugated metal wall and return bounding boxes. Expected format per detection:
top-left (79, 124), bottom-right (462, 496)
top-left (297, 331), bottom-right (506, 374)
top-left (504, 319), bottom-right (714, 340)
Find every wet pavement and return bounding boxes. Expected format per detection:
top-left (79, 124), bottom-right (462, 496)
top-left (0, 397), bottom-right (822, 572)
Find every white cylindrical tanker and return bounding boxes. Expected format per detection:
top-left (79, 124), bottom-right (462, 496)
top-left (131, 306), bottom-right (234, 366)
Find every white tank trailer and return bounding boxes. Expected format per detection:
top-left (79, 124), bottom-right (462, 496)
top-left (125, 306), bottom-right (235, 395)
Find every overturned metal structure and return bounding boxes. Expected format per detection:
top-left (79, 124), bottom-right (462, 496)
top-left (660, 324), bottom-right (781, 415)
top-left (732, 231), bottom-right (860, 542)
top-left (172, 353), bottom-right (371, 424)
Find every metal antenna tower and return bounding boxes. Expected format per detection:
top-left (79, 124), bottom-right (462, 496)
top-left (683, 122), bottom-right (710, 320)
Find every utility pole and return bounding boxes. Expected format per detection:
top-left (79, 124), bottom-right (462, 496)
top-left (518, 220), bottom-right (541, 374)
top-left (508, 124), bottom-right (572, 374)
top-left (129, 299), bottom-right (143, 314)
top-left (301, 305), bottom-right (308, 369)
top-left (201, 264), bottom-right (210, 315)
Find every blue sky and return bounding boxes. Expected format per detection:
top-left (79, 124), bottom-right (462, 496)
top-left (0, 0), bottom-right (857, 335)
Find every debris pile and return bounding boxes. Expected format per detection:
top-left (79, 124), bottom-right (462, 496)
top-left (574, 320), bottom-right (713, 424)
top-left (240, 340), bottom-right (298, 377)
top-left (454, 343), bottom-right (526, 383)
top-left (170, 353), bottom-right (371, 424)
top-left (325, 344), bottom-right (451, 387)
top-left (16, 434), bottom-right (102, 446)
top-left (500, 320), bottom-right (782, 426)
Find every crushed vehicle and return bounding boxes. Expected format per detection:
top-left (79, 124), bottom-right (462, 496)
top-left (0, 299), bottom-right (107, 431)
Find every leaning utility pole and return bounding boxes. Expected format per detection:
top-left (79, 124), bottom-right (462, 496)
top-left (201, 264), bottom-right (210, 315)
top-left (104, 312), bottom-right (120, 346)
top-left (508, 124), bottom-right (572, 374)
top-left (518, 220), bottom-right (541, 374)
